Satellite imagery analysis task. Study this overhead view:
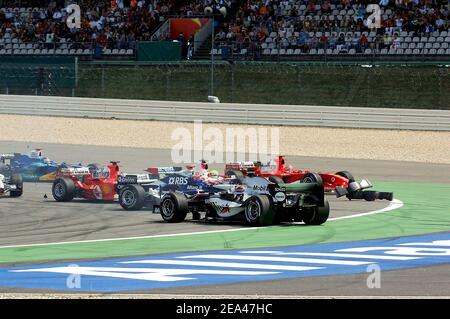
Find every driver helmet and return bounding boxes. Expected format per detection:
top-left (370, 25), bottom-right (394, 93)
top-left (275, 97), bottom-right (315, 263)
top-left (210, 169), bottom-right (219, 178)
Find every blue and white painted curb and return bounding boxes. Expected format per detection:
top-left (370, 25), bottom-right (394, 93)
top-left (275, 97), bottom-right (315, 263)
top-left (1, 231), bottom-right (450, 292)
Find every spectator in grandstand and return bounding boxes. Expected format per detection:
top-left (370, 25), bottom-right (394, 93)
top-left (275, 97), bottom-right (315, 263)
top-left (359, 33), bottom-right (369, 51)
top-left (391, 33), bottom-right (401, 49)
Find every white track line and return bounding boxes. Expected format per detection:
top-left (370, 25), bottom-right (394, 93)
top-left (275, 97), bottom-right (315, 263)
top-left (0, 198), bottom-right (403, 250)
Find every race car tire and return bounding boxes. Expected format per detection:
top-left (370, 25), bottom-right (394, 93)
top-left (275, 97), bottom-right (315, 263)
top-left (300, 172), bottom-right (323, 187)
top-left (160, 192), bottom-right (189, 223)
top-left (52, 178), bottom-right (75, 202)
top-left (10, 173), bottom-right (23, 197)
top-left (302, 199), bottom-right (330, 226)
top-left (244, 195), bottom-right (275, 226)
top-left (268, 176), bottom-right (284, 184)
top-left (226, 170), bottom-right (244, 180)
top-left (335, 171), bottom-right (355, 183)
top-left (119, 184), bottom-right (146, 211)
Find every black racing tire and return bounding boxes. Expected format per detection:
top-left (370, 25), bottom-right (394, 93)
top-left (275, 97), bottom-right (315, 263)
top-left (300, 172), bottom-right (323, 187)
top-left (335, 170), bottom-right (355, 183)
top-left (226, 170), bottom-right (244, 180)
top-left (244, 195), bottom-right (275, 226)
top-left (10, 173), bottom-right (23, 197)
top-left (302, 200), bottom-right (330, 226)
top-left (160, 192), bottom-right (189, 223)
top-left (119, 184), bottom-right (146, 211)
top-left (52, 177), bottom-right (75, 202)
top-left (268, 176), bottom-right (284, 184)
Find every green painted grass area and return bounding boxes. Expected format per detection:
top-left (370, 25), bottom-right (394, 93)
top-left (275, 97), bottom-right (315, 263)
top-left (0, 181), bottom-right (449, 265)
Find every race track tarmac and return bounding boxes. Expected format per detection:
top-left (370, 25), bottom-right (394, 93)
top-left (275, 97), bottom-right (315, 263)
top-left (1, 141), bottom-right (450, 296)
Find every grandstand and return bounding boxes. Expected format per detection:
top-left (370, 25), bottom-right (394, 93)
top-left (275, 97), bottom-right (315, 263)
top-left (0, 0), bottom-right (448, 60)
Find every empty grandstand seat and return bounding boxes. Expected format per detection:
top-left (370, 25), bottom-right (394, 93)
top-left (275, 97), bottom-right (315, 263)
top-left (364, 48), bottom-right (372, 54)
top-left (348, 48), bottom-right (356, 54)
top-left (380, 48), bottom-right (388, 54)
top-left (55, 49), bottom-right (62, 55)
top-left (437, 48), bottom-right (445, 55)
top-left (412, 37), bottom-right (419, 43)
top-left (317, 49), bottom-right (325, 55)
top-left (404, 48), bottom-right (412, 55)
top-left (126, 49), bottom-right (133, 55)
top-left (69, 49), bottom-right (76, 54)
top-left (428, 48), bottom-right (437, 55)
top-left (33, 49), bottom-right (41, 55)
top-left (442, 43), bottom-right (449, 49)
top-left (433, 42), bottom-right (440, 49)
top-left (293, 49), bottom-right (301, 55)
top-left (263, 48), bottom-right (270, 55)
top-left (413, 48), bottom-right (421, 54)
top-left (388, 48), bottom-right (396, 54)
top-left (20, 49), bottom-right (26, 54)
top-left (286, 48), bottom-right (294, 55)
top-left (279, 49), bottom-right (286, 55)
top-left (425, 42), bottom-right (433, 49)
top-left (396, 49), bottom-right (404, 55)
top-left (309, 48), bottom-right (317, 54)
top-left (440, 31), bottom-right (448, 37)
top-left (48, 49), bottom-right (55, 55)
top-left (409, 43), bottom-right (416, 49)
top-left (416, 42), bottom-right (424, 49)
top-left (83, 49), bottom-right (91, 55)
top-left (326, 48), bottom-right (333, 55)
top-left (41, 48), bottom-right (48, 54)
top-left (270, 48), bottom-right (278, 55)
top-left (27, 49), bottom-right (33, 54)
top-left (429, 37), bottom-right (436, 42)
top-left (0, 49), bottom-right (5, 55)
top-left (104, 49), bottom-right (112, 55)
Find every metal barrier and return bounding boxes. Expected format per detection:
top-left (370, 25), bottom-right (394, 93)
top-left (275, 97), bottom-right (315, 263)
top-left (1, 95), bottom-right (449, 131)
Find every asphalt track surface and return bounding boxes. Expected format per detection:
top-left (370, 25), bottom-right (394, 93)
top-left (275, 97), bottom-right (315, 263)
top-left (1, 140), bottom-right (450, 296)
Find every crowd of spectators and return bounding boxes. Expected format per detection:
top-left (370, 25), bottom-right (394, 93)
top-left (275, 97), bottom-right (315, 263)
top-left (213, 0), bottom-right (449, 54)
top-left (0, 0), bottom-right (181, 50)
top-left (0, 0), bottom-right (448, 55)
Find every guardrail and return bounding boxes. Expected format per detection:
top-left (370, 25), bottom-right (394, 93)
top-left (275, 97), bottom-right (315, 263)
top-left (0, 95), bottom-right (449, 131)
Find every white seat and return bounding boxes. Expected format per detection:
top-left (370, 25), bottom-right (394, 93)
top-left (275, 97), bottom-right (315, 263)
top-left (33, 49), bottom-right (41, 55)
top-left (126, 49), bottom-right (133, 55)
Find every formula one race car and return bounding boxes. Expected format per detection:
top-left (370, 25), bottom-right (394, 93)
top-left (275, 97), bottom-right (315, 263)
top-left (52, 161), bottom-right (122, 202)
top-left (117, 166), bottom-right (329, 226)
top-left (0, 154), bottom-right (23, 197)
top-left (7, 148), bottom-right (64, 182)
top-left (225, 155), bottom-right (393, 202)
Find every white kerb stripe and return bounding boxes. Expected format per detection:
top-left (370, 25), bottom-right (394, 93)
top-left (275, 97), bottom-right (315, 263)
top-left (178, 254), bottom-right (371, 265)
top-left (120, 259), bottom-right (322, 271)
top-left (238, 251), bottom-right (420, 261)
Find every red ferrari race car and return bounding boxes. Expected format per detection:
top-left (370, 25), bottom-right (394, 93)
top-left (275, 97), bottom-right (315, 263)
top-left (224, 155), bottom-right (393, 201)
top-left (51, 162), bottom-right (121, 202)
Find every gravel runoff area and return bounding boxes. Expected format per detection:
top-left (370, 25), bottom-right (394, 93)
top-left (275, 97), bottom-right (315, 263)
top-left (0, 114), bottom-right (449, 164)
